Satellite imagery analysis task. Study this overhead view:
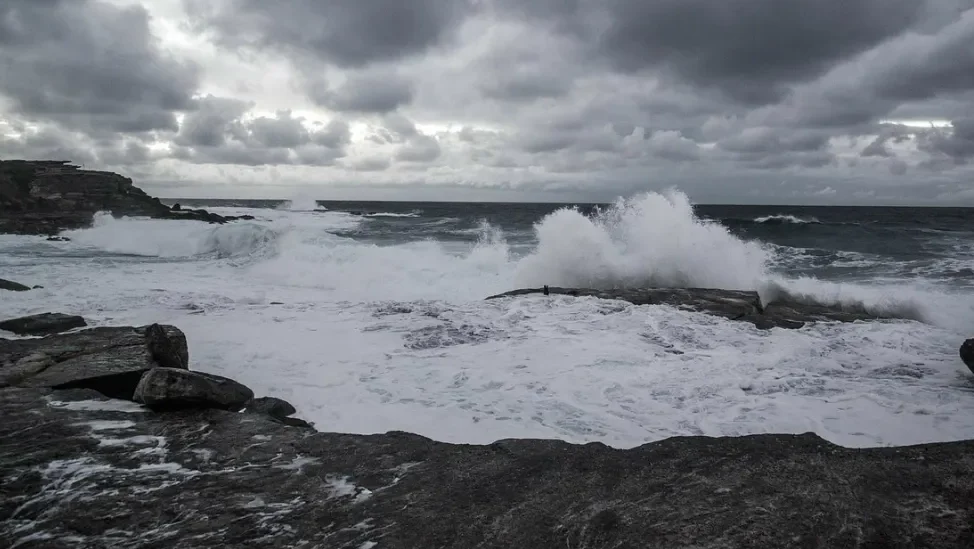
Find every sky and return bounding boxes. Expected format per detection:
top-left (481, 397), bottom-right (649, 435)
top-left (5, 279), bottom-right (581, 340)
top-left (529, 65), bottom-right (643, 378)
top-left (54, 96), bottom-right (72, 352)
top-left (1, 0), bottom-right (973, 204)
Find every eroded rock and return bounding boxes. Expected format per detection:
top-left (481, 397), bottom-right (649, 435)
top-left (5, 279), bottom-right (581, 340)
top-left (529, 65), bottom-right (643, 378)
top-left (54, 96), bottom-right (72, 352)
top-left (1, 386), bottom-right (973, 548)
top-left (134, 367), bottom-right (254, 411)
top-left (0, 324), bottom-right (188, 399)
top-left (0, 312), bottom-right (87, 336)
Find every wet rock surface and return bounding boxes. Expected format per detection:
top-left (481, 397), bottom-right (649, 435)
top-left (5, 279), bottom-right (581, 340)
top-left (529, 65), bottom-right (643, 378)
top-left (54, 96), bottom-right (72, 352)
top-left (961, 338), bottom-right (974, 374)
top-left (0, 312), bottom-right (87, 336)
top-left (0, 278), bottom-right (31, 292)
top-left (0, 324), bottom-right (188, 399)
top-left (487, 287), bottom-right (890, 329)
top-left (1, 386), bottom-right (973, 548)
top-left (0, 160), bottom-right (252, 235)
top-left (134, 367), bottom-right (254, 411)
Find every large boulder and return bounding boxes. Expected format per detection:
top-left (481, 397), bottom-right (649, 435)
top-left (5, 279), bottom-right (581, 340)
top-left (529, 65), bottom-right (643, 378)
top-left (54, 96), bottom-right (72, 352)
top-left (961, 339), bottom-right (974, 374)
top-left (0, 312), bottom-right (87, 336)
top-left (3, 386), bottom-right (974, 548)
top-left (134, 367), bottom-right (254, 411)
top-left (0, 324), bottom-right (188, 399)
top-left (0, 278), bottom-right (31, 292)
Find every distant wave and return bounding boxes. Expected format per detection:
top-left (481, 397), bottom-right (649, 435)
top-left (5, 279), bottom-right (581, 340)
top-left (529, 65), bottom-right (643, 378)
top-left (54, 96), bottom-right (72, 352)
top-left (364, 212), bottom-right (421, 218)
top-left (753, 215), bottom-right (820, 225)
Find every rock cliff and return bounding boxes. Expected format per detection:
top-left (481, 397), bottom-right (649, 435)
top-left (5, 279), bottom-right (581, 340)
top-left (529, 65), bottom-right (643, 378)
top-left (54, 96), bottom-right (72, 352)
top-left (0, 159), bottom-right (249, 235)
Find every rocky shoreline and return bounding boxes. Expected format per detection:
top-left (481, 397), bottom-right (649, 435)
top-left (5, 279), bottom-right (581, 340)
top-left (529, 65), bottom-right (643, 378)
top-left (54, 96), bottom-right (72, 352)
top-left (2, 295), bottom-right (974, 546)
top-left (0, 160), bottom-right (252, 235)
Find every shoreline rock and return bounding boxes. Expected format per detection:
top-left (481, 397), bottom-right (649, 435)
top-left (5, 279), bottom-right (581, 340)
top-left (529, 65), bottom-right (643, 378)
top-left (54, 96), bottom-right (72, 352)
top-left (0, 159), bottom-right (252, 235)
top-left (3, 319), bottom-right (973, 546)
top-left (961, 338), bottom-right (974, 374)
top-left (487, 286), bottom-right (891, 329)
top-left (0, 312), bottom-right (87, 336)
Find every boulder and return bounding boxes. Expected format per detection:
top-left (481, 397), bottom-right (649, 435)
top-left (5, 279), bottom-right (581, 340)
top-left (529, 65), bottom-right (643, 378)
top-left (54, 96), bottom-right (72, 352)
top-left (247, 396), bottom-right (297, 418)
top-left (3, 386), bottom-right (974, 548)
top-left (0, 278), bottom-right (31, 291)
top-left (246, 395), bottom-right (314, 429)
top-left (961, 338), bottom-right (974, 374)
top-left (0, 324), bottom-right (188, 399)
top-left (487, 287), bottom-right (889, 329)
top-left (0, 312), bottom-right (87, 336)
top-left (134, 367), bottom-right (254, 411)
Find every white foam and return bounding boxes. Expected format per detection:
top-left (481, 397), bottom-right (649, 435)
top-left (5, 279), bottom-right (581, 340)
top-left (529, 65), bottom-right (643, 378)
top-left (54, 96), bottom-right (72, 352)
top-left (279, 195), bottom-right (321, 211)
top-left (47, 399), bottom-right (147, 413)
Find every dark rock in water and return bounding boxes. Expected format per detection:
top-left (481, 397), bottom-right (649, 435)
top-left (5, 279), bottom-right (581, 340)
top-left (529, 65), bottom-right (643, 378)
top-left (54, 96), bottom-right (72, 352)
top-left (171, 202), bottom-right (181, 211)
top-left (0, 312), bottom-right (87, 336)
top-left (487, 287), bottom-right (888, 329)
top-left (961, 339), bottom-right (974, 374)
top-left (0, 324), bottom-right (188, 399)
top-left (45, 235), bottom-right (70, 241)
top-left (134, 367), bottom-right (254, 411)
top-left (0, 278), bottom-right (31, 291)
top-left (2, 386), bottom-right (974, 548)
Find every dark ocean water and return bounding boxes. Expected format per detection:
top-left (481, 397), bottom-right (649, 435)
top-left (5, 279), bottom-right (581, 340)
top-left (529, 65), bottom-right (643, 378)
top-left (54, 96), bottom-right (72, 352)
top-left (168, 198), bottom-right (974, 288)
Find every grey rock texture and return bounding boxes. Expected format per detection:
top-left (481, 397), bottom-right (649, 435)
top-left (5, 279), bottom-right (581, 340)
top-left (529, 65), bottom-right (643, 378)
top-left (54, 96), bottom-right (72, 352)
top-left (487, 287), bottom-right (889, 329)
top-left (0, 324), bottom-right (188, 399)
top-left (134, 367), bottom-right (254, 411)
top-left (0, 278), bottom-right (31, 291)
top-left (1, 386), bottom-right (973, 548)
top-left (0, 312), bottom-right (87, 336)
top-left (0, 160), bottom-right (249, 235)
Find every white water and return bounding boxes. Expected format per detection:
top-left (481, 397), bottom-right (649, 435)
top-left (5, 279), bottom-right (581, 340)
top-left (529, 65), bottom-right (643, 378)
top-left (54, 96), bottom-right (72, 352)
top-left (2, 191), bottom-right (973, 449)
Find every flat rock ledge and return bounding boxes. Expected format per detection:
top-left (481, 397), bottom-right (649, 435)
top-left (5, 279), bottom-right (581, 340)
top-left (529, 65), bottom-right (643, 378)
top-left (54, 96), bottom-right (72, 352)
top-left (2, 323), bottom-right (974, 547)
top-left (487, 286), bottom-right (892, 329)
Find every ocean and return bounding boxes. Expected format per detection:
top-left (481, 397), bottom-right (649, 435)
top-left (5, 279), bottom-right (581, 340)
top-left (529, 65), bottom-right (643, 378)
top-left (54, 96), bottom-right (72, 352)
top-left (2, 191), bottom-right (973, 448)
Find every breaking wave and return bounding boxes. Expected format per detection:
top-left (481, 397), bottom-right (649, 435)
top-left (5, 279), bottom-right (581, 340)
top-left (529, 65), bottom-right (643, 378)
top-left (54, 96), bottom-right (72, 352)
top-left (63, 213), bottom-right (281, 259)
top-left (55, 194), bottom-right (974, 331)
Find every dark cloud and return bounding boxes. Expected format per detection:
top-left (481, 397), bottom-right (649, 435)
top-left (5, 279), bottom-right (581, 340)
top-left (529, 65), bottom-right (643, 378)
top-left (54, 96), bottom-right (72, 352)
top-left (918, 118), bottom-right (974, 162)
top-left (596, 0), bottom-right (923, 103)
top-left (0, 0), bottom-right (200, 134)
top-left (310, 71), bottom-right (414, 113)
top-left (172, 96), bottom-right (349, 166)
top-left (396, 135), bottom-right (442, 162)
top-left (188, 0), bottom-right (475, 68)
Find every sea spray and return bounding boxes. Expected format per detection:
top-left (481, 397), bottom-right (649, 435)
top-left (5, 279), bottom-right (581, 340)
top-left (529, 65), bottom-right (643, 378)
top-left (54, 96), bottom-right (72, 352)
top-left (514, 190), bottom-right (771, 290)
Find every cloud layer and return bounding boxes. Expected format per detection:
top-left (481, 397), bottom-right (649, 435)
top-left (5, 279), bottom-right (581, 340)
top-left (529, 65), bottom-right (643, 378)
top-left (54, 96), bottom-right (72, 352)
top-left (1, 0), bottom-right (973, 203)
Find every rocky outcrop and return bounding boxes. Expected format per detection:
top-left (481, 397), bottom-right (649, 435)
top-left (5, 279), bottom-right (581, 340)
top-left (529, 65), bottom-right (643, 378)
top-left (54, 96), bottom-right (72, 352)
top-left (2, 320), bottom-right (974, 547)
top-left (134, 367), bottom-right (254, 411)
top-left (1, 386), bottom-right (973, 548)
top-left (487, 286), bottom-right (889, 329)
top-left (0, 278), bottom-right (31, 291)
top-left (961, 339), bottom-right (974, 375)
top-left (0, 159), bottom-right (251, 235)
top-left (0, 312), bottom-right (87, 336)
top-left (0, 324), bottom-right (188, 399)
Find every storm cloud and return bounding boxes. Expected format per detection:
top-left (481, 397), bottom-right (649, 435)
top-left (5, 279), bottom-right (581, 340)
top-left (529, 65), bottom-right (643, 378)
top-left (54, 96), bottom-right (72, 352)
top-left (0, 0), bottom-right (972, 203)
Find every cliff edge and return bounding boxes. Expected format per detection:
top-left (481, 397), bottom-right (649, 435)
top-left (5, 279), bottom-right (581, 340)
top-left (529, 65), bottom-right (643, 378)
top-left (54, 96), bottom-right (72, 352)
top-left (0, 159), bottom-right (244, 235)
